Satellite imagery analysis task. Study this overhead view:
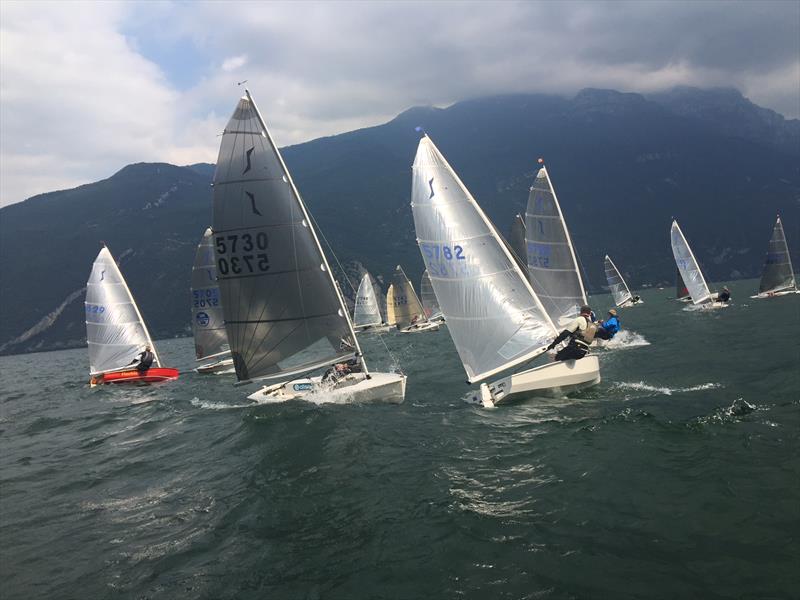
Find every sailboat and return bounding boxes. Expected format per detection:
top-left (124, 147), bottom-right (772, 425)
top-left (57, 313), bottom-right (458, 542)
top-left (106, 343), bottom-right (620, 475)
top-left (420, 270), bottom-right (445, 323)
top-left (390, 265), bottom-right (440, 333)
top-left (385, 284), bottom-right (397, 328)
top-left (85, 246), bottom-right (179, 385)
top-left (411, 136), bottom-right (600, 407)
top-left (751, 216), bottom-right (799, 298)
top-left (211, 90), bottom-right (406, 404)
top-left (353, 272), bottom-right (392, 333)
top-left (191, 228), bottom-right (234, 373)
top-left (603, 255), bottom-right (642, 307)
top-left (524, 162), bottom-right (589, 327)
top-left (676, 267), bottom-right (692, 302)
top-left (670, 220), bottom-right (728, 310)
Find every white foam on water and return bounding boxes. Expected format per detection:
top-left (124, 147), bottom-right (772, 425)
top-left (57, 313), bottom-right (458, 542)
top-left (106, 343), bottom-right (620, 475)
top-left (600, 330), bottom-right (651, 350)
top-left (190, 397), bottom-right (252, 410)
top-left (615, 381), bottom-right (722, 396)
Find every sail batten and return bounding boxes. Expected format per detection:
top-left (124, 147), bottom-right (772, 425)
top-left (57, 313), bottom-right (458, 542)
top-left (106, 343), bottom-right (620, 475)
top-left (85, 247), bottom-right (160, 375)
top-left (670, 220), bottom-right (712, 305)
top-left (411, 136), bottom-right (557, 383)
top-left (525, 166), bottom-right (588, 325)
top-left (211, 92), bottom-right (359, 382)
top-left (758, 217), bottom-right (796, 294)
top-left (604, 255), bottom-right (634, 307)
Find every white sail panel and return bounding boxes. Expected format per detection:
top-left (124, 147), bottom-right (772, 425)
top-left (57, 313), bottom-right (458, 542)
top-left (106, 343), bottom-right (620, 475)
top-left (420, 270), bottom-right (443, 320)
top-left (353, 272), bottom-right (383, 327)
top-left (525, 167), bottom-right (588, 326)
top-left (758, 217), bottom-right (796, 294)
top-left (85, 247), bottom-right (159, 375)
top-left (603, 255), bottom-right (633, 307)
top-left (391, 266), bottom-right (427, 328)
top-left (385, 285), bottom-right (397, 326)
top-left (670, 221), bottom-right (712, 304)
top-left (212, 93), bottom-right (356, 382)
top-left (411, 136), bottom-right (557, 382)
top-left (191, 228), bottom-right (230, 360)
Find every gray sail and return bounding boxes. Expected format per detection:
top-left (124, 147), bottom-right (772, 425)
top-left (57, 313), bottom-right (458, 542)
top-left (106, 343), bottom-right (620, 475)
top-left (525, 166), bottom-right (588, 326)
top-left (758, 217), bottom-right (796, 294)
top-left (191, 228), bottom-right (230, 360)
top-left (603, 255), bottom-right (633, 307)
top-left (508, 214), bottom-right (529, 275)
top-left (353, 272), bottom-right (383, 328)
top-left (211, 92), bottom-right (356, 382)
top-left (411, 136), bottom-right (557, 383)
top-left (391, 266), bottom-right (427, 328)
top-left (85, 247), bottom-right (160, 375)
top-left (420, 270), bottom-right (443, 320)
top-left (670, 220), bottom-right (712, 305)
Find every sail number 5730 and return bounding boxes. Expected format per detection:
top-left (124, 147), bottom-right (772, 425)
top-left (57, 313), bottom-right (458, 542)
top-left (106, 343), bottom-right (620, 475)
top-left (215, 233), bottom-right (270, 275)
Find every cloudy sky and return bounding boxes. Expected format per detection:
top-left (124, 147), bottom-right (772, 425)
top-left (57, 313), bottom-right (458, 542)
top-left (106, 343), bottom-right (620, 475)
top-left (1, 0), bottom-right (798, 206)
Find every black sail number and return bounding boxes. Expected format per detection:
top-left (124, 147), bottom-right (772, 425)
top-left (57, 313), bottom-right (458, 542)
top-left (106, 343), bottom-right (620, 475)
top-left (216, 232), bottom-right (269, 276)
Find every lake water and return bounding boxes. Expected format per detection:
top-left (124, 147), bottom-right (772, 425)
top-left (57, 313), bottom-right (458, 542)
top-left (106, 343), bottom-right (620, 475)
top-left (1, 278), bottom-right (798, 599)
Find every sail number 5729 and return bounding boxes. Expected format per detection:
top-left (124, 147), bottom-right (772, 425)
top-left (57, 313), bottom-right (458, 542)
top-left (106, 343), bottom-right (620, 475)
top-left (215, 233), bottom-right (270, 275)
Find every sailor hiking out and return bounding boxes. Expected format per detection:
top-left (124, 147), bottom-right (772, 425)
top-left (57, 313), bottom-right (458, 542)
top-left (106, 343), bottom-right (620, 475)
top-left (131, 346), bottom-right (155, 373)
top-left (595, 308), bottom-right (620, 341)
top-left (545, 305), bottom-right (597, 361)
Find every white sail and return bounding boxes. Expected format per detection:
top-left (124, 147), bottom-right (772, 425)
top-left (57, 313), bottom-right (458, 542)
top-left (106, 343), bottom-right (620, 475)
top-left (385, 285), bottom-right (397, 326)
top-left (420, 270), bottom-right (443, 320)
top-left (603, 255), bottom-right (633, 307)
top-left (670, 220), bottom-right (712, 305)
top-left (758, 217), bottom-right (796, 294)
top-left (353, 272), bottom-right (383, 328)
top-left (211, 92), bottom-right (361, 382)
top-left (525, 165), bottom-right (588, 325)
top-left (85, 247), bottom-right (160, 376)
top-left (508, 214), bottom-right (529, 276)
top-left (191, 228), bottom-right (230, 360)
top-left (391, 266), bottom-right (428, 329)
top-left (411, 136), bottom-right (557, 383)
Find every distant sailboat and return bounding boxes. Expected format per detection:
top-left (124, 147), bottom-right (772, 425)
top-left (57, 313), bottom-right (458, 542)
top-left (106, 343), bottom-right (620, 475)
top-left (385, 284), bottom-right (397, 327)
top-left (411, 136), bottom-right (600, 407)
top-left (420, 270), bottom-right (445, 323)
top-left (603, 255), bottom-right (642, 307)
top-left (751, 216), bottom-right (799, 298)
top-left (670, 220), bottom-right (728, 310)
top-left (191, 228), bottom-right (234, 373)
top-left (390, 265), bottom-right (439, 333)
top-left (524, 163), bottom-right (589, 326)
top-left (353, 272), bottom-right (392, 332)
top-left (211, 90), bottom-right (406, 403)
top-left (85, 246), bottom-right (179, 385)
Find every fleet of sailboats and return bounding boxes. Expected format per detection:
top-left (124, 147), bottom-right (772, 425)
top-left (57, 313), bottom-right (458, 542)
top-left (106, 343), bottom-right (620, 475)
top-left (751, 216), bottom-right (798, 298)
top-left (191, 228), bottom-right (234, 373)
top-left (411, 135), bottom-right (600, 407)
top-left (210, 90), bottom-right (406, 403)
top-left (77, 90), bottom-right (797, 406)
top-left (85, 246), bottom-right (179, 385)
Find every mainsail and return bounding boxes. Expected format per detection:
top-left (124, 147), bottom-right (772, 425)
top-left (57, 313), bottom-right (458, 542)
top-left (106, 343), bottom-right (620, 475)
top-left (385, 285), bottom-right (397, 326)
top-left (676, 267), bottom-right (690, 300)
top-left (670, 220), bottom-right (712, 305)
top-left (603, 255), bottom-right (633, 307)
top-left (85, 246), bottom-right (160, 375)
top-left (758, 216), bottom-right (796, 294)
top-left (411, 136), bottom-right (557, 383)
top-left (353, 272), bottom-right (383, 328)
top-left (211, 91), bottom-right (359, 382)
top-left (391, 266), bottom-right (427, 329)
top-left (420, 270), bottom-right (443, 320)
top-left (191, 228), bottom-right (230, 360)
top-left (525, 165), bottom-right (588, 325)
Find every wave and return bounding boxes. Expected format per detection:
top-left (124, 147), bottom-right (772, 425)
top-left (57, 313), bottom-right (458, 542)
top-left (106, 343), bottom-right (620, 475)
top-left (190, 397), bottom-right (252, 410)
top-left (614, 381), bottom-right (722, 396)
top-left (599, 330), bottom-right (650, 350)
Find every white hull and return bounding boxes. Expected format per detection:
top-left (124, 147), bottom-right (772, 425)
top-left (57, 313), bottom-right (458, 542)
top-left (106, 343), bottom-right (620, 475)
top-left (463, 356), bottom-right (601, 407)
top-left (354, 324), bottom-right (393, 334)
top-left (683, 301), bottom-right (730, 311)
top-left (195, 357), bottom-right (235, 374)
top-left (618, 298), bottom-right (643, 308)
top-left (398, 322), bottom-right (440, 334)
top-left (750, 289), bottom-right (800, 299)
top-left (247, 371), bottom-right (406, 404)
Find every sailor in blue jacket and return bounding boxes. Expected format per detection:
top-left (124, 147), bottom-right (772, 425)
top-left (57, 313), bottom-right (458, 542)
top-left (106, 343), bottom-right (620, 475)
top-left (595, 308), bottom-right (620, 341)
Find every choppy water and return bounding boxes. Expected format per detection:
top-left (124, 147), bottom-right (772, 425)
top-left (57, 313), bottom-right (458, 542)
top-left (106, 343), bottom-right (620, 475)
top-left (1, 279), bottom-right (798, 599)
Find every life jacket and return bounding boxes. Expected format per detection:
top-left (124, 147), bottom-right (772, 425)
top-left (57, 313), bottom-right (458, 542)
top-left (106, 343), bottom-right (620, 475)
top-left (573, 316), bottom-right (597, 347)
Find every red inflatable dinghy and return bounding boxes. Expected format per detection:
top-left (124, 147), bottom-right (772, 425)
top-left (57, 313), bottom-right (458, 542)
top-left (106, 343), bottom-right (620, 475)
top-left (91, 368), bottom-right (180, 385)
